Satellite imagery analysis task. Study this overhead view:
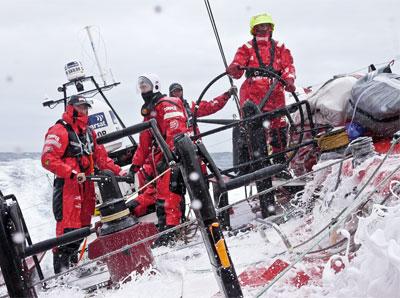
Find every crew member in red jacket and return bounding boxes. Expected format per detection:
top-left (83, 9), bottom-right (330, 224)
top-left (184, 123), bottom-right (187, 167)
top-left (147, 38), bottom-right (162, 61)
top-left (169, 82), bottom-right (237, 133)
top-left (41, 95), bottom-right (123, 273)
top-left (129, 83), bottom-right (236, 220)
top-left (129, 74), bottom-right (188, 246)
top-left (226, 13), bottom-right (296, 167)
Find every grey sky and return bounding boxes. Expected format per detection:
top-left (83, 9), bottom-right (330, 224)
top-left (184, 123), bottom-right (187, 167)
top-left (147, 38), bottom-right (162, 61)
top-left (1, 0), bottom-right (399, 152)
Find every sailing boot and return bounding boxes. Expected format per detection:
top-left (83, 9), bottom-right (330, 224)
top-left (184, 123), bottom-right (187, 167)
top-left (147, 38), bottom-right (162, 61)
top-left (53, 247), bottom-right (72, 274)
top-left (152, 225), bottom-right (178, 248)
top-left (53, 232), bottom-right (84, 274)
top-left (152, 199), bottom-right (179, 248)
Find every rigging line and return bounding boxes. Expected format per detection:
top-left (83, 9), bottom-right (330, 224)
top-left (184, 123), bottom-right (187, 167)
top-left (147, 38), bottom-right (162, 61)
top-left (78, 28), bottom-right (97, 73)
top-left (204, 0), bottom-right (228, 67)
top-left (301, 57), bottom-right (399, 93)
top-left (389, 180), bottom-right (400, 200)
top-left (124, 168), bottom-right (171, 203)
top-left (100, 33), bottom-right (109, 77)
top-left (381, 181), bottom-right (400, 205)
top-left (311, 177), bottom-right (400, 259)
top-left (257, 159), bottom-right (400, 296)
top-left (284, 143), bottom-right (400, 253)
top-left (93, 25), bottom-right (110, 82)
top-left (358, 160), bottom-right (400, 210)
top-left (217, 156), bottom-right (352, 214)
top-left (348, 57), bottom-right (399, 75)
top-left (29, 219), bottom-right (198, 288)
top-left (203, 0), bottom-right (241, 114)
top-left (93, 25), bottom-right (109, 70)
top-left (254, 137), bottom-right (400, 297)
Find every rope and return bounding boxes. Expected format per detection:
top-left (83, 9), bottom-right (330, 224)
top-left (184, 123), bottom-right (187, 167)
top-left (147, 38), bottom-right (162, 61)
top-left (317, 129), bottom-right (349, 152)
top-left (380, 180), bottom-right (400, 205)
top-left (24, 145), bottom-right (393, 293)
top-left (125, 168), bottom-right (171, 203)
top-left (254, 134), bottom-right (400, 297)
top-left (100, 209), bottom-right (130, 223)
top-left (275, 155), bottom-right (400, 259)
top-left (359, 158), bottom-right (400, 210)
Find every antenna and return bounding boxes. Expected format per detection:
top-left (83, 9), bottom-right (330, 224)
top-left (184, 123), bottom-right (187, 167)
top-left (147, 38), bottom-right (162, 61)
top-left (85, 25), bottom-right (107, 86)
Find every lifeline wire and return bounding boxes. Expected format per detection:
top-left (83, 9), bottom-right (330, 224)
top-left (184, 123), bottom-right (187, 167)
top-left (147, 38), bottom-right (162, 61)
top-left (30, 219), bottom-right (197, 288)
top-left (26, 137), bottom-right (398, 291)
top-left (217, 156), bottom-right (352, 214)
top-left (24, 154), bottom-right (391, 292)
top-left (254, 134), bottom-right (400, 297)
top-left (283, 154), bottom-right (400, 257)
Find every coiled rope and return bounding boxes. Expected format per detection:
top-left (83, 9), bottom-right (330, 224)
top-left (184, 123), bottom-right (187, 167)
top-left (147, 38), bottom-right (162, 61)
top-left (345, 136), bottom-right (376, 166)
top-left (317, 128), bottom-right (349, 152)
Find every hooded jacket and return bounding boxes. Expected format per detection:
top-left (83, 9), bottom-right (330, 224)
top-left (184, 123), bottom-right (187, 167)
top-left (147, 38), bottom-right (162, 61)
top-left (41, 105), bottom-right (121, 233)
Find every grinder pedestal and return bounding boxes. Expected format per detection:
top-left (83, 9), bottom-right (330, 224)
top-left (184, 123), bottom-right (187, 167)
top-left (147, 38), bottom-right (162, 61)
top-left (88, 222), bottom-right (157, 283)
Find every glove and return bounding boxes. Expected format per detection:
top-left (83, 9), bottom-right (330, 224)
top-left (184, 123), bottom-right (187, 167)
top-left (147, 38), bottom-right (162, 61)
top-left (284, 78), bottom-right (296, 93)
top-left (129, 164), bottom-right (140, 175)
top-left (228, 85), bottom-right (238, 96)
top-left (226, 64), bottom-right (242, 78)
top-left (125, 199), bottom-right (140, 212)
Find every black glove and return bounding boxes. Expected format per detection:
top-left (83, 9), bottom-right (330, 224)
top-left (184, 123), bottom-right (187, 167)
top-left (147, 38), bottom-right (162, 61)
top-left (125, 173), bottom-right (135, 184)
top-left (129, 164), bottom-right (140, 175)
top-left (125, 199), bottom-right (140, 212)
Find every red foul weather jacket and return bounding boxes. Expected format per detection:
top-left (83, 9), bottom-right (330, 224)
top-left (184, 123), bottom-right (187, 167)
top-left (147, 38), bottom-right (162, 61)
top-left (132, 94), bottom-right (188, 225)
top-left (228, 36), bottom-right (295, 114)
top-left (132, 93), bottom-right (229, 218)
top-left (189, 91), bottom-right (231, 117)
top-left (132, 94), bottom-right (188, 170)
top-left (183, 91), bottom-right (231, 135)
top-left (41, 108), bottom-right (121, 235)
top-left (133, 92), bottom-right (229, 168)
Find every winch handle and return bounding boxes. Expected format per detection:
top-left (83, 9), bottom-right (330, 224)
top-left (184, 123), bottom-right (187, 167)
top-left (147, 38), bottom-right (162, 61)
top-left (85, 175), bottom-right (135, 184)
